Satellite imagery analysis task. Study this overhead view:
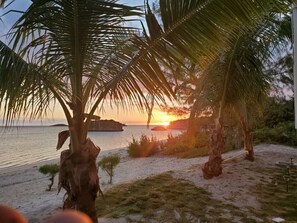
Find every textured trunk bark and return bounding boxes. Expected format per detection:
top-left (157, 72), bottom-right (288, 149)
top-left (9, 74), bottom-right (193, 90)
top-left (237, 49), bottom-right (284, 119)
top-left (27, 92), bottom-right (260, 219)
top-left (187, 100), bottom-right (199, 137)
top-left (58, 139), bottom-right (100, 223)
top-left (239, 115), bottom-right (254, 161)
top-left (109, 165), bottom-right (113, 184)
top-left (202, 119), bottom-right (224, 179)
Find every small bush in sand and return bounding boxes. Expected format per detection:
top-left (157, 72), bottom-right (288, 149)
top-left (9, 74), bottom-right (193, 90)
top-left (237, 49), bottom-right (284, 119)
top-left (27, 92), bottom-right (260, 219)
top-left (39, 164), bottom-right (59, 191)
top-left (98, 155), bottom-right (120, 184)
top-left (163, 132), bottom-right (238, 158)
top-left (163, 133), bottom-right (209, 158)
top-left (127, 135), bottom-right (159, 157)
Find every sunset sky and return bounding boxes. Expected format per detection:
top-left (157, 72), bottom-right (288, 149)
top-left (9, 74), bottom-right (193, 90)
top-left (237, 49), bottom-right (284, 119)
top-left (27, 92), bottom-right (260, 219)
top-left (0, 0), bottom-right (183, 125)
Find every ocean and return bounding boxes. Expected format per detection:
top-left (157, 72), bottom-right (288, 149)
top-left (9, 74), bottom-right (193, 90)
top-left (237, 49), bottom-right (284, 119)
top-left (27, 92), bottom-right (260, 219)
top-left (0, 125), bottom-right (182, 169)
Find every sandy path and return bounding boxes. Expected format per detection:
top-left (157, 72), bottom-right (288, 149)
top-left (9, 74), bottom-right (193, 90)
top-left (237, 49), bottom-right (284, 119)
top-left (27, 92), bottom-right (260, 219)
top-left (1, 144), bottom-right (296, 223)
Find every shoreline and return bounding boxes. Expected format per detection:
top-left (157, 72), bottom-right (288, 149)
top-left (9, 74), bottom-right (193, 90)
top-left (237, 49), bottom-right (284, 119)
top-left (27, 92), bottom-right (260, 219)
top-left (0, 146), bottom-right (128, 175)
top-left (0, 125), bottom-right (182, 172)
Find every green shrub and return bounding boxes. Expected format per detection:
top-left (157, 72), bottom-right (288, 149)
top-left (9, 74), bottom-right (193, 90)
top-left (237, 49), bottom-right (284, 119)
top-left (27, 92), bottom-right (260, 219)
top-left (39, 164), bottom-right (59, 191)
top-left (163, 132), bottom-right (209, 157)
top-left (195, 133), bottom-right (209, 147)
top-left (252, 98), bottom-right (297, 147)
top-left (127, 135), bottom-right (159, 157)
top-left (177, 147), bottom-right (209, 158)
top-left (98, 155), bottom-right (120, 184)
top-left (223, 143), bottom-right (236, 152)
top-left (259, 99), bottom-right (294, 128)
top-left (163, 136), bottom-right (193, 155)
top-left (253, 121), bottom-right (297, 146)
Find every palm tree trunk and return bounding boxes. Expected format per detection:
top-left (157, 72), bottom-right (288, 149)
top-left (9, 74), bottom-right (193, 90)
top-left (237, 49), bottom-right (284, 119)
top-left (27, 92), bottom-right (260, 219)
top-left (238, 114), bottom-right (254, 161)
top-left (202, 37), bottom-right (241, 179)
top-left (202, 118), bottom-right (224, 179)
top-left (187, 100), bottom-right (199, 137)
top-left (59, 130), bottom-right (100, 223)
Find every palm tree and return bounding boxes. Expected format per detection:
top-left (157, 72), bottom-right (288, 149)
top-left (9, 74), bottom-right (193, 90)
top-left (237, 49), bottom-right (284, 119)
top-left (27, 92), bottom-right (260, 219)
top-left (0, 0), bottom-right (291, 221)
top-left (200, 32), bottom-right (271, 178)
top-left (200, 4), bottom-right (293, 178)
top-left (140, 0), bottom-right (291, 178)
top-left (0, 1), bottom-right (175, 221)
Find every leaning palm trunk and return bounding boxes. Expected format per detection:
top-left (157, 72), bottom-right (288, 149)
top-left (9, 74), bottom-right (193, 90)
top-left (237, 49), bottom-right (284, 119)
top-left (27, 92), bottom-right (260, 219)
top-left (202, 118), bottom-right (224, 179)
top-left (238, 114), bottom-right (254, 161)
top-left (57, 130), bottom-right (100, 223)
top-left (187, 100), bottom-right (199, 137)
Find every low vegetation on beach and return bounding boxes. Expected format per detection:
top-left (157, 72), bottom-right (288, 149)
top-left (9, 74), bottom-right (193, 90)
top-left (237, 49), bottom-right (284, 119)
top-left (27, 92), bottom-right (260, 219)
top-left (253, 99), bottom-right (297, 147)
top-left (253, 165), bottom-right (297, 222)
top-left (127, 131), bottom-right (239, 159)
top-left (38, 164), bottom-right (59, 191)
top-left (96, 166), bottom-right (297, 223)
top-left (161, 133), bottom-right (209, 158)
top-left (98, 155), bottom-right (121, 184)
top-left (96, 165), bottom-right (297, 223)
top-left (127, 135), bottom-right (159, 157)
top-left (96, 174), bottom-right (241, 222)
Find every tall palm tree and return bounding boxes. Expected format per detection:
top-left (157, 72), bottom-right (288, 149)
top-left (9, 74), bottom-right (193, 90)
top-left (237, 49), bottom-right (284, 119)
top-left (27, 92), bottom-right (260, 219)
top-left (140, 0), bottom-right (291, 178)
top-left (0, 1), bottom-right (175, 221)
top-left (200, 3), bottom-right (293, 178)
top-left (200, 32), bottom-right (271, 178)
top-left (0, 0), bottom-right (291, 221)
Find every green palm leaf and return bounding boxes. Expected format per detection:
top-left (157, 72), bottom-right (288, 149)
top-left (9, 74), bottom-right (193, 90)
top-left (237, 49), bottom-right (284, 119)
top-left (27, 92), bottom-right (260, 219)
top-left (154, 0), bottom-right (287, 65)
top-left (0, 40), bottom-right (60, 124)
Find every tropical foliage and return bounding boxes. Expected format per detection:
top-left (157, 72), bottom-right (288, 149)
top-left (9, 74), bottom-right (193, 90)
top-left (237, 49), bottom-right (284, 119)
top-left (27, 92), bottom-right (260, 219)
top-left (162, 132), bottom-right (209, 158)
top-left (253, 98), bottom-right (297, 146)
top-left (1, 0), bottom-right (295, 220)
top-left (143, 0), bottom-right (294, 178)
top-left (127, 134), bottom-right (159, 157)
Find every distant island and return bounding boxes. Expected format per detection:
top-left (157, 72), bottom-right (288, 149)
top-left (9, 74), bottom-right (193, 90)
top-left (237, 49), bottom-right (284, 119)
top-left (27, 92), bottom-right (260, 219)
top-left (50, 124), bottom-right (68, 127)
top-left (50, 119), bottom-right (125, 132)
top-left (168, 119), bottom-right (188, 130)
top-left (151, 119), bottom-right (188, 131)
top-left (151, 117), bottom-right (213, 131)
top-left (89, 119), bottom-right (125, 132)
top-left (151, 126), bottom-right (168, 131)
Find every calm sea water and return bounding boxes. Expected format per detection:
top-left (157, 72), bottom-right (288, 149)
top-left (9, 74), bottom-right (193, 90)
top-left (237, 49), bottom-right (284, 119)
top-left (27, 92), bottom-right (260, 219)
top-left (0, 125), bottom-right (181, 169)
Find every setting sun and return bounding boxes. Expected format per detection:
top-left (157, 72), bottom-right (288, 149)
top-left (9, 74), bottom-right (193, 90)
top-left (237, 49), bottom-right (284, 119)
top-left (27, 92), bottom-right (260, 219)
top-left (161, 121), bottom-right (170, 126)
top-left (160, 114), bottom-right (169, 126)
top-left (153, 112), bottom-right (179, 126)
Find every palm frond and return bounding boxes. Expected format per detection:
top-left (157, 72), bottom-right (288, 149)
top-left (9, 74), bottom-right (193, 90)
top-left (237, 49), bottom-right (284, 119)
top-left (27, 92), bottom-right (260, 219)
top-left (155, 0), bottom-right (289, 65)
top-left (0, 40), bottom-right (60, 124)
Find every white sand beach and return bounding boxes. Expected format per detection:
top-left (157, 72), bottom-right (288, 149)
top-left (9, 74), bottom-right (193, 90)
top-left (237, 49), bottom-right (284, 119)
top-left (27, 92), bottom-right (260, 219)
top-left (1, 144), bottom-right (297, 223)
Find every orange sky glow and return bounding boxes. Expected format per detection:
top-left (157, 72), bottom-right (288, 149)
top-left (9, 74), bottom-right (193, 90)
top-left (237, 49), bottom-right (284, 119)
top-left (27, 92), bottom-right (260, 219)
top-left (3, 103), bottom-right (183, 126)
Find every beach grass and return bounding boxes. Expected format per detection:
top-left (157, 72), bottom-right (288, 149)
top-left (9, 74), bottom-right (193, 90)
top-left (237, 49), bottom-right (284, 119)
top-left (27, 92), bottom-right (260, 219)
top-left (96, 173), bottom-right (255, 222)
top-left (175, 146), bottom-right (209, 158)
top-left (96, 166), bottom-right (297, 222)
top-left (252, 166), bottom-right (297, 222)
top-left (160, 132), bottom-right (239, 159)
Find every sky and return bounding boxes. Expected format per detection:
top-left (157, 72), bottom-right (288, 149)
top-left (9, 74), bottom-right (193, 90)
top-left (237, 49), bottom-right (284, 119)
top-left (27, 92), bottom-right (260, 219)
top-left (0, 0), bottom-right (181, 126)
